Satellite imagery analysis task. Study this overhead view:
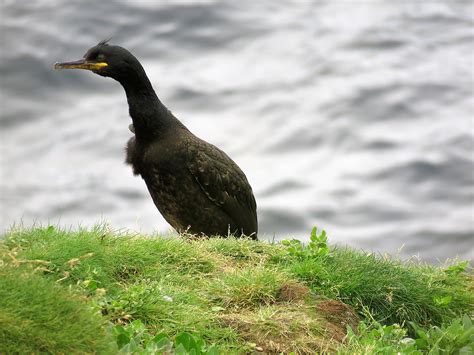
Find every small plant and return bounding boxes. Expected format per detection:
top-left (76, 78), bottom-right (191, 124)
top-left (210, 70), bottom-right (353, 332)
top-left (443, 260), bottom-right (470, 276)
top-left (409, 315), bottom-right (473, 354)
top-left (433, 294), bottom-right (452, 307)
top-left (343, 321), bottom-right (411, 354)
top-left (113, 320), bottom-right (219, 354)
top-left (281, 226), bottom-right (330, 259)
top-left (341, 315), bottom-right (474, 354)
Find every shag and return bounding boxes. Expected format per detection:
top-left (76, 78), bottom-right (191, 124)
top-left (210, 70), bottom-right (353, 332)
top-left (55, 40), bottom-right (258, 239)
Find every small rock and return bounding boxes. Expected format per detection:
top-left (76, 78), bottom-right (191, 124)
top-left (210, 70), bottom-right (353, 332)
top-left (162, 295), bottom-right (173, 302)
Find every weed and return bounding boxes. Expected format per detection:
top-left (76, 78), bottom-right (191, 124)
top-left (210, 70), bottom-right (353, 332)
top-left (281, 226), bottom-right (331, 260)
top-left (341, 315), bottom-right (474, 354)
top-left (113, 320), bottom-right (219, 354)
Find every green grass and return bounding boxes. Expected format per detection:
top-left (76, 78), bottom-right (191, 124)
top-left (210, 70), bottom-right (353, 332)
top-left (0, 265), bottom-right (115, 353)
top-left (280, 248), bottom-right (472, 328)
top-left (207, 265), bottom-right (291, 308)
top-left (0, 225), bottom-right (472, 353)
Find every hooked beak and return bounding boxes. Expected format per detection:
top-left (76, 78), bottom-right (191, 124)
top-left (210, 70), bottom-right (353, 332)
top-left (54, 59), bottom-right (108, 71)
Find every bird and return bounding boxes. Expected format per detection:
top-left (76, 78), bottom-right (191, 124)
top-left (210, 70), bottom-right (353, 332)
top-left (54, 40), bottom-right (258, 239)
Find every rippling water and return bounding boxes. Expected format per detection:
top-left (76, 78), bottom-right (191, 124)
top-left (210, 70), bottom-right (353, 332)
top-left (1, 1), bottom-right (473, 261)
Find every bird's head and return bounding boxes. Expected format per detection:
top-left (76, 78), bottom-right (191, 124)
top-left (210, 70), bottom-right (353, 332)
top-left (54, 40), bottom-right (142, 82)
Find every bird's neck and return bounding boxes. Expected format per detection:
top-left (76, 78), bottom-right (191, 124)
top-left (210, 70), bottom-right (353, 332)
top-left (119, 67), bottom-right (174, 143)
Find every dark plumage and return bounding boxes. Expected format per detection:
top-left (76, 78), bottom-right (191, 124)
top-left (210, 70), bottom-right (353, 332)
top-left (55, 41), bottom-right (258, 239)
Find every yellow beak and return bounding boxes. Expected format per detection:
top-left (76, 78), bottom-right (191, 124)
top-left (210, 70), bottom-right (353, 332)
top-left (54, 59), bottom-right (108, 71)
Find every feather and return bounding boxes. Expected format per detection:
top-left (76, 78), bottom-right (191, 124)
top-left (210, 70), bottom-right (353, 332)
top-left (97, 38), bottom-right (112, 46)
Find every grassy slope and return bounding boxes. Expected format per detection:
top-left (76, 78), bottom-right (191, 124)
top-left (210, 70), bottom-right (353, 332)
top-left (0, 225), bottom-right (472, 353)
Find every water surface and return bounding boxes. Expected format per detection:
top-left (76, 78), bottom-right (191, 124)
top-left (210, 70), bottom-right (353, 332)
top-left (1, 1), bottom-right (473, 261)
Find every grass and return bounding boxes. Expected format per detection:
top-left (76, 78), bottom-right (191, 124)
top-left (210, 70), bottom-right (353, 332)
top-left (0, 265), bottom-right (115, 353)
top-left (281, 248), bottom-right (472, 328)
top-left (0, 224), bottom-right (472, 353)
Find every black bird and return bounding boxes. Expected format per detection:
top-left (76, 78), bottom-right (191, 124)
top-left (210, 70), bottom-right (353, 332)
top-left (55, 41), bottom-right (258, 239)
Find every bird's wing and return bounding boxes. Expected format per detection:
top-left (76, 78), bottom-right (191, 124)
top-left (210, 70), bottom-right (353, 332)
top-left (187, 141), bottom-right (258, 236)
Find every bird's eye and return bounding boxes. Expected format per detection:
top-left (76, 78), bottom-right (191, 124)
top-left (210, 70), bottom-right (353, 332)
top-left (97, 53), bottom-right (105, 61)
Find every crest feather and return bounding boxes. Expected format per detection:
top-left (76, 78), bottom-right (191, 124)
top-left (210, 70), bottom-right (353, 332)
top-left (97, 38), bottom-right (112, 46)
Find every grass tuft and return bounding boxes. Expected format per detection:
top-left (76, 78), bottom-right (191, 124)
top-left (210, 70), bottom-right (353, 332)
top-left (282, 247), bottom-right (473, 328)
top-left (207, 265), bottom-right (290, 308)
top-left (0, 265), bottom-right (115, 353)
